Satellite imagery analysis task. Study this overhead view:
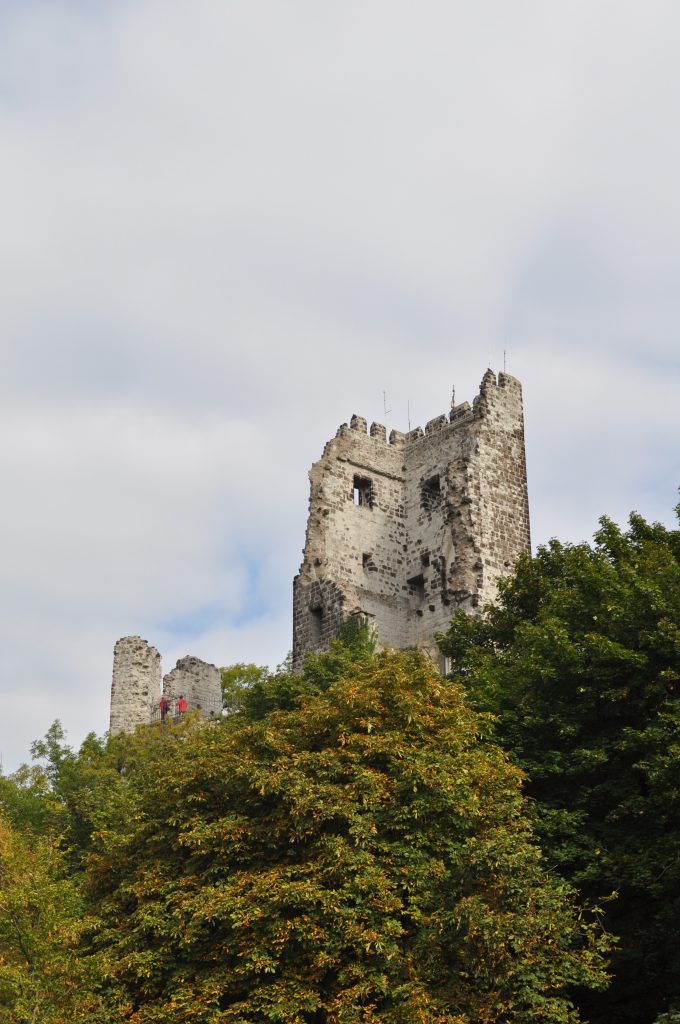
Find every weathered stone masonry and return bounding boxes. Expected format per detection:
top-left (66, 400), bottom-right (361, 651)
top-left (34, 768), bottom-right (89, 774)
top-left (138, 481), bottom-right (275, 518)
top-left (110, 636), bottom-right (162, 735)
top-left (293, 370), bottom-right (530, 670)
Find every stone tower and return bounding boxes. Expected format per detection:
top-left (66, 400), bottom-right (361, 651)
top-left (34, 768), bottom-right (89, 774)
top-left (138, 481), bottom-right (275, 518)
top-left (110, 636), bottom-right (162, 734)
top-left (293, 370), bottom-right (530, 670)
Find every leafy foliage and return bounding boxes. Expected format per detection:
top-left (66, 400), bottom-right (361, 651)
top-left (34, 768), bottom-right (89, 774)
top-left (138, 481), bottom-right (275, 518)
top-left (221, 619), bottom-right (377, 722)
top-left (0, 812), bottom-right (108, 1023)
top-left (221, 663), bottom-right (270, 714)
top-left (0, 762), bottom-right (62, 837)
top-left (655, 1012), bottom-right (680, 1024)
top-left (438, 508), bottom-right (680, 1024)
top-left (80, 650), bottom-right (608, 1023)
top-left (25, 721), bottom-right (137, 876)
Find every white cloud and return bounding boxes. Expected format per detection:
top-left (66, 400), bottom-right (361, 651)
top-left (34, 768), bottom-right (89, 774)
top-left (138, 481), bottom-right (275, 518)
top-left (1, 0), bottom-right (679, 770)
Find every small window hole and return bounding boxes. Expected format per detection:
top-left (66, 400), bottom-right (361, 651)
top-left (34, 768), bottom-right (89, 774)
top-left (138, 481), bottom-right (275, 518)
top-left (310, 606), bottom-right (323, 644)
top-left (421, 475), bottom-right (442, 511)
top-left (353, 476), bottom-right (373, 508)
top-left (407, 573), bottom-right (425, 606)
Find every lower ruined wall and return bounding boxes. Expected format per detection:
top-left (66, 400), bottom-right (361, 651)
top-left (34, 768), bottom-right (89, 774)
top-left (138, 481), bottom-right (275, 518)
top-left (109, 636), bottom-right (223, 734)
top-left (163, 656), bottom-right (222, 715)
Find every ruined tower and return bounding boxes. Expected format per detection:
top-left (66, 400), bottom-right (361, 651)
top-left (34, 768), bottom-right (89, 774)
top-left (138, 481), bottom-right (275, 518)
top-left (110, 636), bottom-right (162, 735)
top-left (293, 370), bottom-right (530, 670)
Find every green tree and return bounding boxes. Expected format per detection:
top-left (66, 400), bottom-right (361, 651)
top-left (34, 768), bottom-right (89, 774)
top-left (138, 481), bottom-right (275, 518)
top-left (221, 663), bottom-right (270, 713)
top-left (438, 508), bottom-right (680, 1024)
top-left (655, 1012), bottom-right (680, 1024)
top-left (221, 619), bottom-right (377, 722)
top-left (81, 650), bottom-right (608, 1023)
top-left (25, 721), bottom-right (136, 876)
top-left (0, 812), bottom-right (107, 1023)
top-left (0, 762), bottom-right (62, 837)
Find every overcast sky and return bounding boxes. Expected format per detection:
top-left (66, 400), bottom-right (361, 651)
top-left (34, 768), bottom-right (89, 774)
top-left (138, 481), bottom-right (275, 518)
top-left (2, 0), bottom-right (679, 772)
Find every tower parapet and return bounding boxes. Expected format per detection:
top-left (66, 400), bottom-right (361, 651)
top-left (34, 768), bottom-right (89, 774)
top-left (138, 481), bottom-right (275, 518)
top-left (293, 369), bottom-right (530, 670)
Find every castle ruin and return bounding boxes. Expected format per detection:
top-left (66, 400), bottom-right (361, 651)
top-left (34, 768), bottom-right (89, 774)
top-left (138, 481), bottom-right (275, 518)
top-left (109, 636), bottom-right (222, 734)
top-left (293, 370), bottom-right (530, 670)
top-left (110, 368), bottom-right (529, 728)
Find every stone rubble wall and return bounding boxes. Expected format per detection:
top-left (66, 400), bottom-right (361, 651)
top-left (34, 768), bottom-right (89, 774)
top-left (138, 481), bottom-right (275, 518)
top-left (163, 656), bottom-right (222, 713)
top-left (293, 370), bottom-right (531, 670)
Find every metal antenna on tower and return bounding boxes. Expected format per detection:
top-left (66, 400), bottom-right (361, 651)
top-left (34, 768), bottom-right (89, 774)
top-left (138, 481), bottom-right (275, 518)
top-left (450, 385), bottom-right (456, 410)
top-left (383, 390), bottom-right (392, 416)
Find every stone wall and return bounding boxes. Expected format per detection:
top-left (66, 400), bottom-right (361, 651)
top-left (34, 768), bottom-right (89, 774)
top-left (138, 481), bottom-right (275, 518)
top-left (293, 370), bottom-right (530, 670)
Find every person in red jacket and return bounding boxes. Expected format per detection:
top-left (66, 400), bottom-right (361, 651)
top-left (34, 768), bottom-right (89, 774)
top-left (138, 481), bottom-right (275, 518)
top-left (176, 694), bottom-right (188, 716)
top-left (159, 695), bottom-right (171, 722)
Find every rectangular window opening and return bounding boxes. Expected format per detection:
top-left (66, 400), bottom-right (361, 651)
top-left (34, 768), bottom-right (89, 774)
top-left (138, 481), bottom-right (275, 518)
top-left (353, 476), bottom-right (373, 508)
top-left (362, 552), bottom-right (376, 572)
top-left (407, 573), bottom-right (425, 605)
top-left (310, 606), bottom-right (323, 644)
top-left (421, 475), bottom-right (442, 511)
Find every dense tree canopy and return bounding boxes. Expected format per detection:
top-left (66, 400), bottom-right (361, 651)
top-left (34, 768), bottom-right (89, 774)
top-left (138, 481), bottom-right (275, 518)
top-left (438, 508), bottom-right (680, 1024)
top-left (73, 648), bottom-right (607, 1023)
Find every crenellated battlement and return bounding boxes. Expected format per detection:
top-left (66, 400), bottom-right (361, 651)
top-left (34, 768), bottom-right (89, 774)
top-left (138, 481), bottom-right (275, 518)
top-left (337, 370), bottom-right (521, 450)
top-left (294, 368), bottom-right (530, 670)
